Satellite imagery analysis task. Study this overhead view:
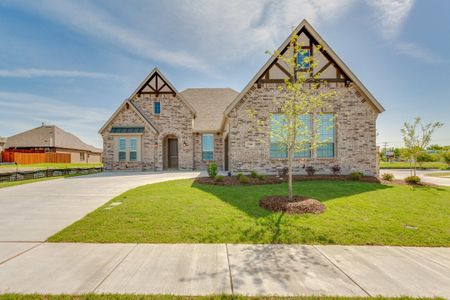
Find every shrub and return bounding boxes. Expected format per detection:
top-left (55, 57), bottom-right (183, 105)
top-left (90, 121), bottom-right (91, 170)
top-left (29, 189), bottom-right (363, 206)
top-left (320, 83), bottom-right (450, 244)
top-left (443, 151), bottom-right (450, 166)
top-left (278, 167), bottom-right (288, 177)
top-left (439, 165), bottom-right (448, 170)
top-left (350, 172), bottom-right (363, 181)
top-left (405, 175), bottom-right (421, 184)
top-left (257, 174), bottom-right (267, 181)
top-left (239, 175), bottom-right (249, 184)
top-left (250, 170), bottom-right (258, 178)
top-left (381, 173), bottom-right (394, 181)
top-left (305, 166), bottom-right (316, 176)
top-left (214, 175), bottom-right (224, 182)
top-left (236, 172), bottom-right (243, 179)
top-left (331, 165), bottom-right (341, 175)
top-left (207, 163), bottom-right (218, 178)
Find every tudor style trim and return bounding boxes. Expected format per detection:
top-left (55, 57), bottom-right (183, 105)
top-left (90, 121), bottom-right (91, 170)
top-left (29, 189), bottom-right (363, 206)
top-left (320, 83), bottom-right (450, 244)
top-left (129, 67), bottom-right (197, 116)
top-left (98, 99), bottom-right (159, 134)
top-left (224, 19), bottom-right (385, 117)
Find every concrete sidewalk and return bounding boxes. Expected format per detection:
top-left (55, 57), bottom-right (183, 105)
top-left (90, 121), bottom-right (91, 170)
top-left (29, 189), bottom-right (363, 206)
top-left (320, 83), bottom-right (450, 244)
top-left (0, 243), bottom-right (448, 297)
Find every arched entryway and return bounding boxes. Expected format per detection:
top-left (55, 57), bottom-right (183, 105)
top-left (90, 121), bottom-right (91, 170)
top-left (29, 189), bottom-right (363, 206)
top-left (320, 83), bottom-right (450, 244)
top-left (163, 135), bottom-right (178, 170)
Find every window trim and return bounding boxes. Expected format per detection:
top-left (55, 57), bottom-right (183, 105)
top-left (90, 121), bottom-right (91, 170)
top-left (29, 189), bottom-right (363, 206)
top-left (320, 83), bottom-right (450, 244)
top-left (129, 137), bottom-right (138, 162)
top-left (316, 113), bottom-right (336, 159)
top-left (118, 137), bottom-right (126, 162)
top-left (202, 133), bottom-right (214, 161)
top-left (154, 101), bottom-right (161, 115)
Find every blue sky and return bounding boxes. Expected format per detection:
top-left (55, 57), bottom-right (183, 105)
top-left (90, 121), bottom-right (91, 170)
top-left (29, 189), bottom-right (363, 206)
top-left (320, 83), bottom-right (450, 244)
top-left (0, 0), bottom-right (449, 148)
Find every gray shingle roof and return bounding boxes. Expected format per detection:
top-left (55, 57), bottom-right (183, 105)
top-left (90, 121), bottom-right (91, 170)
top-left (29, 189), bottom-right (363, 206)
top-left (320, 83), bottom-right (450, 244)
top-left (180, 88), bottom-right (238, 132)
top-left (5, 125), bottom-right (102, 153)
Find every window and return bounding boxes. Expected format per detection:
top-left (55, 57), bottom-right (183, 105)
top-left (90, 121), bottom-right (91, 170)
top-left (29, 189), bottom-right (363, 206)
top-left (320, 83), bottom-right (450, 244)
top-left (202, 134), bottom-right (214, 161)
top-left (154, 102), bottom-right (161, 114)
top-left (129, 138), bottom-right (137, 161)
top-left (270, 114), bottom-right (312, 158)
top-left (118, 138), bottom-right (126, 161)
top-left (80, 152), bottom-right (85, 161)
top-left (297, 49), bottom-right (310, 70)
top-left (317, 114), bottom-right (335, 158)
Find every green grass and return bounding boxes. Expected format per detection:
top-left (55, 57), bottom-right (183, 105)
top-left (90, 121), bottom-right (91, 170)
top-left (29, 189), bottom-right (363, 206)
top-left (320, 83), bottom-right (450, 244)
top-left (49, 179), bottom-right (450, 246)
top-left (380, 161), bottom-right (449, 169)
top-left (424, 172), bottom-right (450, 178)
top-left (0, 295), bottom-right (438, 300)
top-left (0, 163), bottom-right (103, 169)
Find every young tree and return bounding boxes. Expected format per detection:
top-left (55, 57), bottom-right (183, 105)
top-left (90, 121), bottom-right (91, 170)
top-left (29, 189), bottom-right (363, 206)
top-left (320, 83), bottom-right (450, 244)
top-left (249, 31), bottom-right (336, 201)
top-left (400, 117), bottom-right (443, 176)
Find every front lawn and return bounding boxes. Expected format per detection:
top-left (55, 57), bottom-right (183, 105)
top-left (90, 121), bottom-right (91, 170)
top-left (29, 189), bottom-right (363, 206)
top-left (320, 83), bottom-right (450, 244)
top-left (48, 179), bottom-right (450, 246)
top-left (380, 161), bottom-right (448, 169)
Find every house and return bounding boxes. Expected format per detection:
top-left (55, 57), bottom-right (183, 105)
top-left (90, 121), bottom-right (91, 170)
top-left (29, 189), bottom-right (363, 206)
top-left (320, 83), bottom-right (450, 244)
top-left (100, 19), bottom-right (384, 176)
top-left (4, 124), bottom-right (102, 163)
top-left (0, 137), bottom-right (6, 162)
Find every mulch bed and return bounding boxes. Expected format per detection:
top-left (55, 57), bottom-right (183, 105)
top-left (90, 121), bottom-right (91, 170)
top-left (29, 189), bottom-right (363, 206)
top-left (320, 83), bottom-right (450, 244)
top-left (195, 174), bottom-right (380, 186)
top-left (381, 179), bottom-right (437, 187)
top-left (260, 195), bottom-right (326, 214)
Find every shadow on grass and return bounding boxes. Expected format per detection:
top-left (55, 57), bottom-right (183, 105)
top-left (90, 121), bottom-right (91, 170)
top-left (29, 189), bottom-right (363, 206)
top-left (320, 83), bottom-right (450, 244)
top-left (192, 180), bottom-right (392, 218)
top-left (191, 180), bottom-right (393, 243)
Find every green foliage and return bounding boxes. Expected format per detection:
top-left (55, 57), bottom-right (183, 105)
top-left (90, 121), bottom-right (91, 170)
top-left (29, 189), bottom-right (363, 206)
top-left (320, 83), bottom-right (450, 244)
top-left (214, 175), bottom-right (224, 182)
top-left (236, 172), bottom-right (243, 179)
top-left (443, 151), bottom-right (450, 165)
top-left (401, 117), bottom-right (443, 176)
top-left (439, 165), bottom-right (449, 170)
top-left (350, 172), bottom-right (363, 181)
top-left (239, 175), bottom-right (249, 184)
top-left (250, 170), bottom-right (258, 178)
top-left (257, 174), bottom-right (267, 181)
top-left (49, 179), bottom-right (450, 246)
top-left (207, 162), bottom-right (218, 178)
top-left (381, 173), bottom-right (394, 181)
top-left (405, 176), bottom-right (421, 184)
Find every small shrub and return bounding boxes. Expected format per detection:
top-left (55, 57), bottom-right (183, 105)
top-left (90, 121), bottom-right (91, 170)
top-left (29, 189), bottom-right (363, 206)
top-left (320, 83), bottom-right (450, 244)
top-left (207, 163), bottom-right (218, 178)
top-left (305, 166), bottom-right (316, 176)
top-left (236, 172), bottom-right (243, 179)
top-left (439, 165), bottom-right (448, 170)
top-left (239, 175), bottom-right (249, 184)
top-left (405, 175), bottom-right (421, 184)
top-left (331, 165), bottom-right (341, 175)
top-left (350, 172), bottom-right (363, 181)
top-left (257, 174), bottom-right (267, 181)
top-left (381, 173), bottom-right (394, 181)
top-left (250, 170), bottom-right (258, 178)
top-left (278, 167), bottom-right (288, 177)
top-left (214, 175), bottom-right (224, 182)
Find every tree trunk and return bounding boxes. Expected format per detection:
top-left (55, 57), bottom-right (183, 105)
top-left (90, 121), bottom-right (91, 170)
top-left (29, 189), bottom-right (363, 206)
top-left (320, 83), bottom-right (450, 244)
top-left (288, 146), bottom-right (293, 201)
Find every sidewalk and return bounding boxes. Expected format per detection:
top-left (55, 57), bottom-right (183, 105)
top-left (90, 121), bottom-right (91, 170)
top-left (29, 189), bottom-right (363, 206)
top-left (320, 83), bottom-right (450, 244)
top-left (0, 242), bottom-right (448, 297)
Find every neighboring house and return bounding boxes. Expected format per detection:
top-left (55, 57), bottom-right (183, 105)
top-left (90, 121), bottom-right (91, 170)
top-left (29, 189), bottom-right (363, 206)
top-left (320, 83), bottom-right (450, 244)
top-left (0, 137), bottom-right (6, 162)
top-left (100, 19), bottom-right (384, 175)
top-left (5, 125), bottom-right (102, 163)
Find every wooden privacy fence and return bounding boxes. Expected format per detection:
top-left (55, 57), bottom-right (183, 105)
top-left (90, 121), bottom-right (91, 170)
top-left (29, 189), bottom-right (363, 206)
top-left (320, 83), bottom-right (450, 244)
top-left (2, 152), bottom-right (71, 164)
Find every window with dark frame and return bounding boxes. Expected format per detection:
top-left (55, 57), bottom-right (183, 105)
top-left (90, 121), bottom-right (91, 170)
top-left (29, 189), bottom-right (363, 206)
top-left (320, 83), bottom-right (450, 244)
top-left (154, 102), bottom-right (161, 114)
top-left (202, 134), bottom-right (214, 161)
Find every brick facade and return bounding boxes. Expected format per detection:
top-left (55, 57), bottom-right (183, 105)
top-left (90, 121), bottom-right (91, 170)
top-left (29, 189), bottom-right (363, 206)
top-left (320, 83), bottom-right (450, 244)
top-left (227, 83), bottom-right (379, 176)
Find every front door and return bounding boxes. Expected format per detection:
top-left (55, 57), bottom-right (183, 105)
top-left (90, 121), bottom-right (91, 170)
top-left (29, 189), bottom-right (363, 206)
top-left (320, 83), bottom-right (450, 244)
top-left (168, 138), bottom-right (178, 169)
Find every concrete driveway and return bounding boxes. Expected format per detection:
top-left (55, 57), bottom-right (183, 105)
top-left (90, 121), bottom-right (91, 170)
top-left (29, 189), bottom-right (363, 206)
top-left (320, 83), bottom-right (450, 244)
top-left (380, 169), bottom-right (450, 186)
top-left (0, 171), bottom-right (201, 242)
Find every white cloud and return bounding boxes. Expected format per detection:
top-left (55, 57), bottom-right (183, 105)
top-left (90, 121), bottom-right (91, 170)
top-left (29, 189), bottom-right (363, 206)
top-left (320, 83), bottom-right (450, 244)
top-left (0, 91), bottom-right (108, 147)
top-left (10, 0), bottom-right (214, 75)
top-left (0, 68), bottom-right (118, 79)
top-left (394, 42), bottom-right (446, 64)
top-left (367, 0), bottom-right (415, 39)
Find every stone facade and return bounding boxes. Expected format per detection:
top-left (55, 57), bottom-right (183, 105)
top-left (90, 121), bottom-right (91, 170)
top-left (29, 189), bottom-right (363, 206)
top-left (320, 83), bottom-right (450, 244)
top-left (193, 133), bottom-right (224, 170)
top-left (227, 83), bottom-right (379, 176)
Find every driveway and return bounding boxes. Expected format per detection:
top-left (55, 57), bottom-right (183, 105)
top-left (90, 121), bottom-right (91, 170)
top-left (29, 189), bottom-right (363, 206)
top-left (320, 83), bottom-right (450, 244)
top-left (380, 169), bottom-right (450, 186)
top-left (0, 171), bottom-right (201, 242)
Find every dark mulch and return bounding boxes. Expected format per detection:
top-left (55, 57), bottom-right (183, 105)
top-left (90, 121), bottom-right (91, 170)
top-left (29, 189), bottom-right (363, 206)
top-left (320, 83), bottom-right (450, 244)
top-left (381, 179), bottom-right (437, 187)
top-left (195, 174), bottom-right (380, 186)
top-left (260, 195), bottom-right (326, 214)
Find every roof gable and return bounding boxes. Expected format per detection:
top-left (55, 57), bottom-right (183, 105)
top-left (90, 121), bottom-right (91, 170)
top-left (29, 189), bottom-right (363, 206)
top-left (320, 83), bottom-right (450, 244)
top-left (225, 19), bottom-right (385, 115)
top-left (129, 68), bottom-right (196, 115)
top-left (98, 99), bottom-right (159, 134)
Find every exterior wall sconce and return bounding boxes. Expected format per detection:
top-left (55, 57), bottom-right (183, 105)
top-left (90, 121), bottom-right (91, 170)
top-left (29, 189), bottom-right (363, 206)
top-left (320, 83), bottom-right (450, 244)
top-left (183, 142), bottom-right (188, 147)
